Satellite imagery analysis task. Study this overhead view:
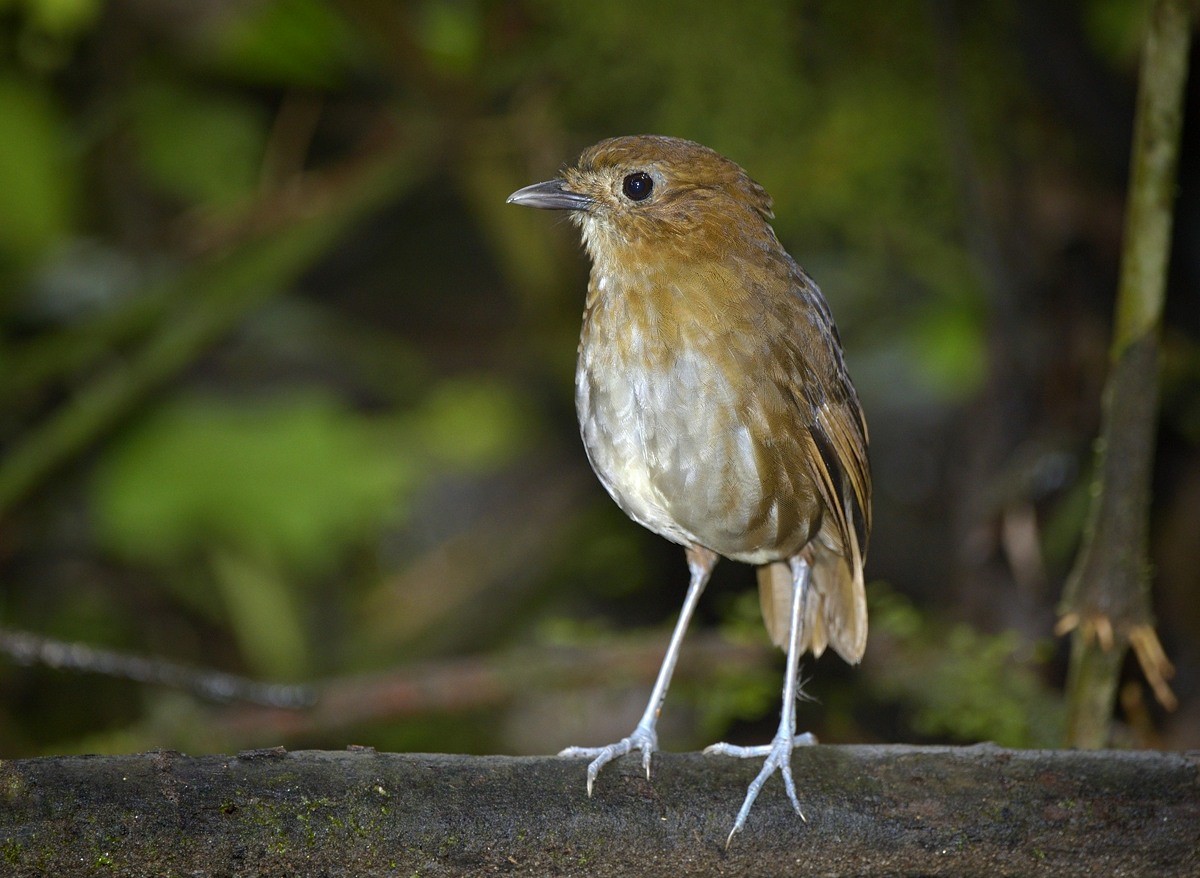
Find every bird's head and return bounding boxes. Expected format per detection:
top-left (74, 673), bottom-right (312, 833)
top-left (507, 135), bottom-right (777, 266)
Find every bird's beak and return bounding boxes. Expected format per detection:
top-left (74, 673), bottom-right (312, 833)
top-left (506, 179), bottom-right (593, 211)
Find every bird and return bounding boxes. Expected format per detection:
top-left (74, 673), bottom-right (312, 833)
top-left (507, 135), bottom-right (870, 843)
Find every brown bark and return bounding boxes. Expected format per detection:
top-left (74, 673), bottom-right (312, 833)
top-left (1, 746), bottom-right (1196, 876)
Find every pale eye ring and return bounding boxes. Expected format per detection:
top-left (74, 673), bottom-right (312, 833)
top-left (622, 172), bottom-right (653, 201)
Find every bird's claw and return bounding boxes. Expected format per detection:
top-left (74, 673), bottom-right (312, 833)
top-left (559, 724), bottom-right (658, 795)
top-left (705, 731), bottom-right (816, 846)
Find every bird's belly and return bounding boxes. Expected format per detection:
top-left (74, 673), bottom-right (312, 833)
top-left (576, 343), bottom-right (811, 563)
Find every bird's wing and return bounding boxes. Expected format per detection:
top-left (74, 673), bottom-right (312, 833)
top-left (757, 271), bottom-right (871, 663)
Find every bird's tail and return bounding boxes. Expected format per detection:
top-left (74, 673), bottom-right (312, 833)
top-left (756, 531), bottom-right (867, 664)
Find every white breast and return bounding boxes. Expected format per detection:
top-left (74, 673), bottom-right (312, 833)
top-left (576, 319), bottom-right (698, 548)
top-left (576, 311), bottom-right (785, 560)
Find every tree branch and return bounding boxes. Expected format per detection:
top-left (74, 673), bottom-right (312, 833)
top-left (1, 747), bottom-right (1196, 876)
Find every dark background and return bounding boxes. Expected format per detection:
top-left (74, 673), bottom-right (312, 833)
top-left (0, 0), bottom-right (1196, 757)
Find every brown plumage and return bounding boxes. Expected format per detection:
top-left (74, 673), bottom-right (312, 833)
top-left (508, 135), bottom-right (870, 841)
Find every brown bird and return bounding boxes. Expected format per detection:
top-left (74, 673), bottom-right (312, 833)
top-left (508, 135), bottom-right (870, 842)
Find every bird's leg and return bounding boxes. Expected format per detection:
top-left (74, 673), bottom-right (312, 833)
top-left (704, 555), bottom-right (815, 846)
top-left (560, 545), bottom-right (717, 794)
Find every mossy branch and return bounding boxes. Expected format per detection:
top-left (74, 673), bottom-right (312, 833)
top-left (0, 748), bottom-right (1197, 877)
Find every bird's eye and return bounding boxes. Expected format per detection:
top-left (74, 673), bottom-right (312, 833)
top-left (622, 172), bottom-right (654, 202)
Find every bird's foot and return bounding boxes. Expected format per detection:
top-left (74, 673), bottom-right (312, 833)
top-left (702, 732), bottom-right (816, 758)
top-left (559, 723), bottom-right (658, 795)
top-left (704, 731), bottom-right (816, 846)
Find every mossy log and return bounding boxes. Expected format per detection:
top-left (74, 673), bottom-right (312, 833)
top-left (1, 746), bottom-right (1196, 876)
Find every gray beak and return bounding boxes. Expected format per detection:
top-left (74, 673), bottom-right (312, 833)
top-left (506, 179), bottom-right (593, 210)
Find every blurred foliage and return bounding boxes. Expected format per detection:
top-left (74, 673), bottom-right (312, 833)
top-left (212, 0), bottom-right (363, 88)
top-left (94, 393), bottom-right (412, 569)
top-left (868, 587), bottom-right (1064, 748)
top-left (0, 75), bottom-right (78, 264)
top-left (93, 381), bottom-right (526, 570)
top-left (131, 79), bottom-right (270, 210)
top-left (0, 0), bottom-right (1195, 759)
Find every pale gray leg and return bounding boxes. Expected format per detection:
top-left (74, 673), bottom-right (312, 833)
top-left (560, 546), bottom-right (717, 793)
top-left (704, 555), bottom-right (813, 846)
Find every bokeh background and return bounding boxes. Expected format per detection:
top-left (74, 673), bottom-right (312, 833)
top-left (0, 0), bottom-right (1197, 758)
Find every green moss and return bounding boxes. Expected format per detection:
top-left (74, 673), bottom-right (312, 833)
top-left (3, 839), bottom-right (22, 864)
top-left (0, 767), bottom-right (27, 802)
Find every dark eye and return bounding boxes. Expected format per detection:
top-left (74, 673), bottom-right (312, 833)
top-left (622, 171), bottom-right (653, 201)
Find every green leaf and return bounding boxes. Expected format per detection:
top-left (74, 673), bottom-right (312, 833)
top-left (908, 303), bottom-right (987, 400)
top-left (208, 0), bottom-right (359, 89)
top-left (91, 392), bottom-right (417, 572)
top-left (415, 0), bottom-right (484, 76)
top-left (1083, 0), bottom-right (1148, 65)
top-left (409, 377), bottom-right (531, 469)
top-left (131, 79), bottom-right (268, 209)
top-left (22, 0), bottom-right (102, 36)
top-left (0, 76), bottom-right (78, 262)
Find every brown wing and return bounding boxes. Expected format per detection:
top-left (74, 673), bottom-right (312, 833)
top-left (757, 270), bottom-right (871, 663)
